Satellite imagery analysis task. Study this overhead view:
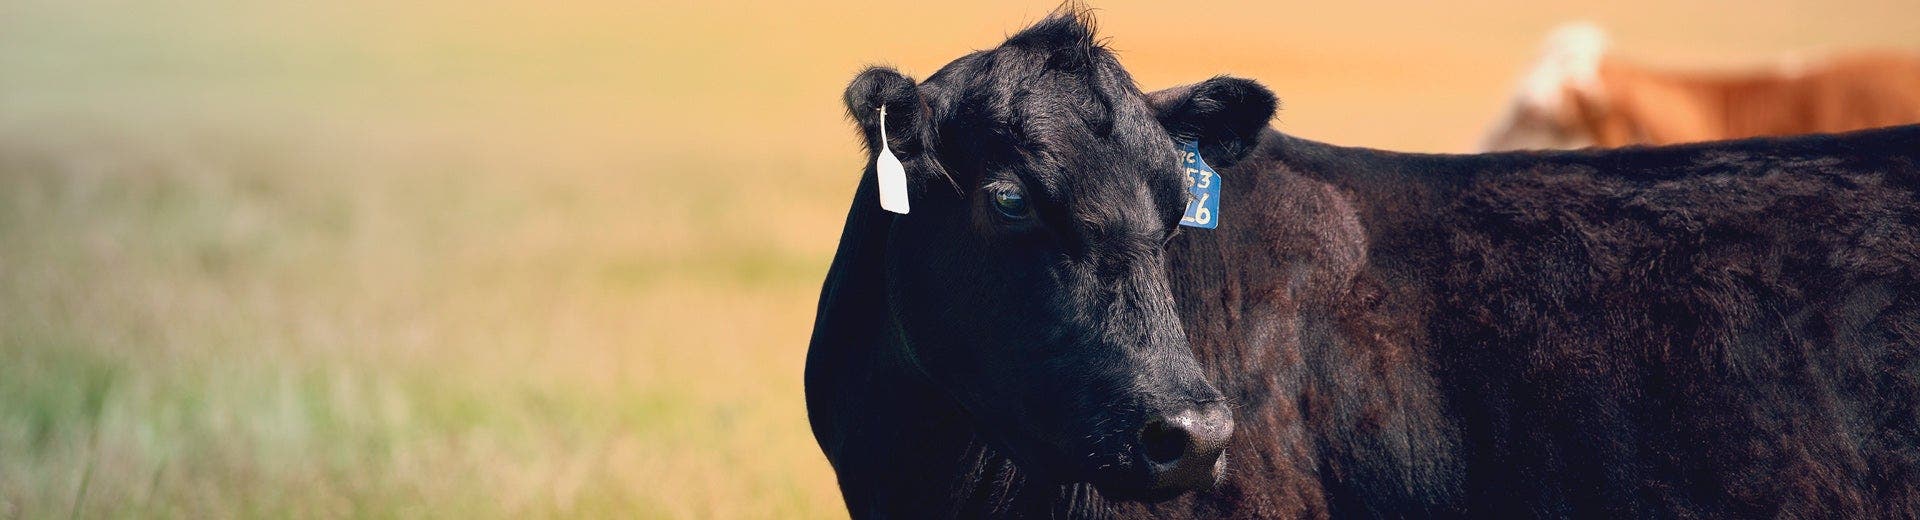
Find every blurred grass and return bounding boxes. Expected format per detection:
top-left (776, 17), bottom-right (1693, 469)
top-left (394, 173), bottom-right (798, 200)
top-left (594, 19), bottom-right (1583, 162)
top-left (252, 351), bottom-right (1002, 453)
top-left (0, 0), bottom-right (1913, 518)
top-left (0, 117), bottom-right (847, 517)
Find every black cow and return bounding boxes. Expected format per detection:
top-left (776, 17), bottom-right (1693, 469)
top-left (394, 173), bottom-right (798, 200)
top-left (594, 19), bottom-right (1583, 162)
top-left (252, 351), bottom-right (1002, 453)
top-left (808, 9), bottom-right (1920, 519)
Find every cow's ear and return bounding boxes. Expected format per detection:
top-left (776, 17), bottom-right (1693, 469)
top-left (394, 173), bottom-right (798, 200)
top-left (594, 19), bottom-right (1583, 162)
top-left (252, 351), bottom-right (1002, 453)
top-left (845, 66), bottom-right (928, 160)
top-left (1150, 76), bottom-right (1278, 168)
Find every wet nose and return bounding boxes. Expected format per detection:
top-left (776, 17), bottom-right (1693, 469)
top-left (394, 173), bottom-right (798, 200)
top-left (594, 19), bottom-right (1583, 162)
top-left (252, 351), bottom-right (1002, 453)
top-left (1137, 402), bottom-right (1234, 491)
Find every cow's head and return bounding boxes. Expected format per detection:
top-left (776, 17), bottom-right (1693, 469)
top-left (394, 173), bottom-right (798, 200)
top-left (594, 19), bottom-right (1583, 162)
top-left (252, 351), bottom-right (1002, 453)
top-left (841, 11), bottom-right (1276, 501)
top-left (1478, 22), bottom-right (1611, 151)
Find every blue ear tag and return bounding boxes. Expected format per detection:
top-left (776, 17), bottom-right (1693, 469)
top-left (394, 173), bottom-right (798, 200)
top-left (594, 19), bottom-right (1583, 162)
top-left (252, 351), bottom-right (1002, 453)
top-left (1178, 141), bottom-right (1221, 229)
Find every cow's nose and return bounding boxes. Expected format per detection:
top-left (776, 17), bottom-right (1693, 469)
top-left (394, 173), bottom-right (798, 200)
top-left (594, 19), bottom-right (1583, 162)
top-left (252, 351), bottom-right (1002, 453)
top-left (1137, 402), bottom-right (1233, 491)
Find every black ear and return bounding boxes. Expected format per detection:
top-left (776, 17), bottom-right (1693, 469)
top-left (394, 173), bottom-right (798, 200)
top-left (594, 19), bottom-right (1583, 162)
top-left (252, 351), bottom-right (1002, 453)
top-left (1149, 76), bottom-right (1278, 168)
top-left (844, 66), bottom-right (927, 159)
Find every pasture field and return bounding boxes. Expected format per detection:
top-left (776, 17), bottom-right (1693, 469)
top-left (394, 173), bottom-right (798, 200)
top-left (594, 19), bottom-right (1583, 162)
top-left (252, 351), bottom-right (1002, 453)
top-left (0, 1), bottom-right (1913, 518)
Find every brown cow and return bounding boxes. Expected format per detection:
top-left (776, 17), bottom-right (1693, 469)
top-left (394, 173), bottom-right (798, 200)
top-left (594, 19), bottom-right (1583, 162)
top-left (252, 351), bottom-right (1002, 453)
top-left (1480, 23), bottom-right (1920, 151)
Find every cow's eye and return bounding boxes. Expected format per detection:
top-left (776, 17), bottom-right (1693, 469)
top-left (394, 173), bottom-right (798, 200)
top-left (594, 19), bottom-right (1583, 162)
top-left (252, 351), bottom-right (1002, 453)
top-left (990, 186), bottom-right (1030, 219)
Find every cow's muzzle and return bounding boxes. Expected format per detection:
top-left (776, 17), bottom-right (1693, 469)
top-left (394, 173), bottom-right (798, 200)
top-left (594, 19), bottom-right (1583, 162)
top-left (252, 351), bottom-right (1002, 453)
top-left (1138, 402), bottom-right (1233, 493)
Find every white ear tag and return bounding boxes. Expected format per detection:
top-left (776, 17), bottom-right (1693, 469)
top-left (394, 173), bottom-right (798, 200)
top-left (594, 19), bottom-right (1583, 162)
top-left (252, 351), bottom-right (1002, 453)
top-left (875, 105), bottom-right (910, 214)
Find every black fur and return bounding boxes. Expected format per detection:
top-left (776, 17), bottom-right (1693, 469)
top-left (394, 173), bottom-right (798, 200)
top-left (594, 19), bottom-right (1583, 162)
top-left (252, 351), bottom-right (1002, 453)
top-left (810, 9), bottom-right (1920, 519)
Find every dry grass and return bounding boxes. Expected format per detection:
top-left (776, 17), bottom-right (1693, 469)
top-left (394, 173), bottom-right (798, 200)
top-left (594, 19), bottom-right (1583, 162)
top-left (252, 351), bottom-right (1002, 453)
top-left (0, 116), bottom-right (846, 517)
top-left (0, 1), bottom-right (1913, 518)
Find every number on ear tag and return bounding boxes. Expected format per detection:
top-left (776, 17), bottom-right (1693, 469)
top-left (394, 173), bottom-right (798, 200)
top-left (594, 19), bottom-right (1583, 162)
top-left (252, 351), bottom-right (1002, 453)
top-left (1178, 141), bottom-right (1220, 229)
top-left (876, 106), bottom-right (910, 214)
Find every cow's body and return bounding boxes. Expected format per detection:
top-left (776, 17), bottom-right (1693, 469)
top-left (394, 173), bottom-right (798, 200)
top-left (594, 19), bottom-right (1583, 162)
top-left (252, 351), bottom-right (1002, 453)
top-left (1167, 124), bottom-right (1920, 518)
top-left (809, 11), bottom-right (1920, 518)
top-left (1480, 24), bottom-right (1920, 151)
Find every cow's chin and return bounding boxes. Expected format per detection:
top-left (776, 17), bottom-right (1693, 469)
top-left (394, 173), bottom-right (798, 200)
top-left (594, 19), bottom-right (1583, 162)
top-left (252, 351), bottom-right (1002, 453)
top-left (1002, 436), bottom-right (1227, 503)
top-left (981, 422), bottom-right (1224, 503)
top-left (1086, 450), bottom-right (1227, 503)
top-left (1095, 483), bottom-right (1197, 503)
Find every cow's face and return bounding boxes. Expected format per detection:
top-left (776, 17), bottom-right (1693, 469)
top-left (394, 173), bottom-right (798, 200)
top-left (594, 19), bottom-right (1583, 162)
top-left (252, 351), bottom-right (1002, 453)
top-left (841, 13), bottom-right (1276, 501)
top-left (1478, 23), bottom-right (1610, 151)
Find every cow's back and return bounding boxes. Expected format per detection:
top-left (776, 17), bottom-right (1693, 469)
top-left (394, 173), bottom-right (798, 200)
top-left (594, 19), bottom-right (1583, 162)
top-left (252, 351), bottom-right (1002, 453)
top-left (1411, 127), bottom-right (1920, 517)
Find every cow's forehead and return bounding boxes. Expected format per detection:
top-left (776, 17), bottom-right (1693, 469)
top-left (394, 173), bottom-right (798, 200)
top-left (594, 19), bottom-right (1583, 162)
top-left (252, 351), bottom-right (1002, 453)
top-left (924, 47), bottom-right (1179, 177)
top-left (912, 14), bottom-right (1188, 241)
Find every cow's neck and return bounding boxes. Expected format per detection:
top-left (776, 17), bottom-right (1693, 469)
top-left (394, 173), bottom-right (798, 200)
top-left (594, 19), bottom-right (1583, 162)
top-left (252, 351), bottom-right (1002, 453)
top-left (1164, 130), bottom-right (1482, 516)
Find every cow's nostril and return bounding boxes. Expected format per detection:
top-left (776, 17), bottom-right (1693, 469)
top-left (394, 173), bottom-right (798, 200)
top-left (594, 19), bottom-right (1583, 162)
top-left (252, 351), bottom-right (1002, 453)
top-left (1139, 419), bottom-right (1190, 465)
top-left (1133, 404), bottom-right (1234, 494)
